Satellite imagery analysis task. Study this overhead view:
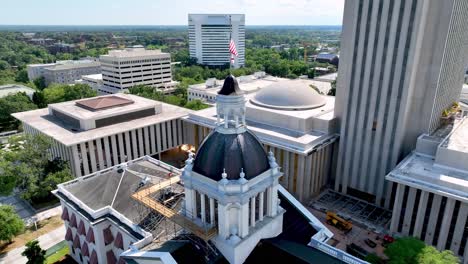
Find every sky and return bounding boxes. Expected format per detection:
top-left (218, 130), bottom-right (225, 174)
top-left (0, 0), bottom-right (344, 25)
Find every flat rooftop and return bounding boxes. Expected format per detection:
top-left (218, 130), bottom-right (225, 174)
top-left (0, 84), bottom-right (35, 98)
top-left (387, 118), bottom-right (468, 202)
top-left (101, 48), bottom-right (169, 59)
top-left (439, 117), bottom-right (468, 153)
top-left (13, 94), bottom-right (191, 146)
top-left (45, 60), bottom-right (100, 71)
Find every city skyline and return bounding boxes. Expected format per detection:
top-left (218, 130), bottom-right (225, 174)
top-left (0, 0), bottom-right (344, 26)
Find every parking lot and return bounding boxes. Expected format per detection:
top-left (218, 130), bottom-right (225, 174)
top-left (310, 189), bottom-right (392, 233)
top-left (308, 189), bottom-right (393, 259)
top-left (0, 195), bottom-right (35, 219)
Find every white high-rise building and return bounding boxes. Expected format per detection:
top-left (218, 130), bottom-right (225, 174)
top-left (188, 14), bottom-right (245, 68)
top-left (335, 0), bottom-right (468, 206)
top-left (99, 47), bottom-right (177, 93)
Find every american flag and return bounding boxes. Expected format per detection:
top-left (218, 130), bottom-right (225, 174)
top-left (229, 39), bottom-right (238, 64)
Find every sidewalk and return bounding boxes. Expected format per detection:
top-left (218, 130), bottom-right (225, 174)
top-left (0, 225), bottom-right (66, 264)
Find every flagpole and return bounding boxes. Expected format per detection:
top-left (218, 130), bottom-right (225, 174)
top-left (229, 14), bottom-right (232, 75)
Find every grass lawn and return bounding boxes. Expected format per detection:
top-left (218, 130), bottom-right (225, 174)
top-left (45, 243), bottom-right (69, 264)
top-left (0, 215), bottom-right (63, 254)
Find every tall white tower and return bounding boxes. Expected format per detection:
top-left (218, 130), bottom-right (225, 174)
top-left (188, 14), bottom-right (245, 68)
top-left (335, 0), bottom-right (468, 207)
top-left (181, 75), bottom-right (284, 264)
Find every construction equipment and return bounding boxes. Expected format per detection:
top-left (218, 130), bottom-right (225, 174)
top-left (326, 211), bottom-right (353, 233)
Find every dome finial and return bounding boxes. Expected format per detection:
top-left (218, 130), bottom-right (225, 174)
top-left (222, 168), bottom-right (227, 179)
top-left (238, 168), bottom-right (248, 184)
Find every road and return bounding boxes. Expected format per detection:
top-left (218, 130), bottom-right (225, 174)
top-left (0, 225), bottom-right (66, 264)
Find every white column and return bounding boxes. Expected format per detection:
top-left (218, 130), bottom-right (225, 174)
top-left (131, 130), bottom-right (138, 159)
top-left (137, 128), bottom-right (144, 156)
top-left (103, 137), bottom-right (112, 168)
top-left (80, 142), bottom-right (90, 175)
top-left (209, 198), bottom-right (215, 225)
top-left (224, 110), bottom-right (228, 128)
top-left (297, 156), bottom-right (305, 201)
top-left (390, 184), bottom-right (404, 233)
top-left (124, 131), bottom-right (132, 161)
top-left (177, 120), bottom-right (183, 146)
top-left (250, 195), bottom-right (256, 227)
top-left (402, 187), bottom-right (417, 235)
top-left (88, 140), bottom-right (97, 173)
top-left (200, 193), bottom-right (206, 223)
top-left (259, 192), bottom-right (264, 222)
top-left (117, 133), bottom-right (125, 163)
top-left (155, 124), bottom-right (162, 154)
top-left (150, 125), bottom-right (156, 154)
top-left (413, 190), bottom-right (429, 237)
top-left (437, 198), bottom-right (455, 250)
top-left (110, 135), bottom-right (118, 166)
top-left (450, 203), bottom-right (468, 254)
top-left (71, 145), bottom-right (82, 177)
top-left (161, 122), bottom-right (167, 151)
top-left (424, 195), bottom-right (442, 245)
top-left (167, 121), bottom-right (173, 148)
top-left (144, 127), bottom-right (150, 155)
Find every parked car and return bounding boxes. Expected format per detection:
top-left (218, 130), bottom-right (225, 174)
top-left (365, 238), bottom-right (377, 248)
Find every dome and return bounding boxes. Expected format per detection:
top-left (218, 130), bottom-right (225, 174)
top-left (250, 80), bottom-right (326, 110)
top-left (192, 130), bottom-right (270, 181)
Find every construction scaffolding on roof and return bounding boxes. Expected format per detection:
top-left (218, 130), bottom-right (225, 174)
top-left (130, 168), bottom-right (218, 241)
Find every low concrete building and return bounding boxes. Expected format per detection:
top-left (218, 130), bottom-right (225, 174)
top-left (27, 60), bottom-right (101, 85)
top-left (99, 47), bottom-right (177, 94)
top-left (0, 84), bottom-right (35, 99)
top-left (185, 76), bottom-right (338, 202)
top-left (386, 117), bottom-right (468, 262)
top-left (75, 74), bottom-right (106, 94)
top-left (13, 94), bottom-right (191, 177)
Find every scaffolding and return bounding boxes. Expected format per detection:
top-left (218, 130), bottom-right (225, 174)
top-left (130, 171), bottom-right (218, 241)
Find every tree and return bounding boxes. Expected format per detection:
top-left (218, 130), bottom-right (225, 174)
top-left (22, 240), bottom-right (46, 264)
top-left (307, 68), bottom-right (316, 79)
top-left (43, 83), bottom-right (97, 104)
top-left (385, 237), bottom-right (459, 264)
top-left (15, 69), bottom-right (29, 83)
top-left (0, 205), bottom-right (24, 243)
top-left (0, 92), bottom-right (37, 132)
top-left (185, 99), bottom-right (210, 110)
top-left (328, 80), bottom-right (337, 96)
top-left (33, 77), bottom-right (46, 90)
top-left (32, 91), bottom-right (47, 108)
top-left (0, 134), bottom-right (73, 202)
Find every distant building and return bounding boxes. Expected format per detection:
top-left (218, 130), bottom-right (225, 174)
top-left (387, 117), bottom-right (468, 261)
top-left (335, 0), bottom-right (468, 206)
top-left (27, 60), bottom-right (101, 86)
top-left (99, 47), bottom-right (177, 94)
top-left (0, 84), bottom-right (35, 99)
top-left (315, 53), bottom-right (339, 66)
top-left (75, 74), bottom-right (105, 93)
top-left (13, 94), bottom-right (190, 177)
top-left (48, 43), bottom-right (77, 54)
top-left (188, 72), bottom-right (332, 104)
top-left (188, 14), bottom-right (245, 68)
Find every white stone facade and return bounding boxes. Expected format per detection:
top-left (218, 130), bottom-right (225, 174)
top-left (99, 48), bottom-right (176, 93)
top-left (188, 14), bottom-right (245, 68)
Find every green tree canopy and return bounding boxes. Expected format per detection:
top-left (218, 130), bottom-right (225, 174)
top-left (33, 77), bottom-right (46, 90)
top-left (0, 92), bottom-right (37, 132)
top-left (0, 205), bottom-right (25, 243)
top-left (22, 240), bottom-right (46, 264)
top-left (43, 83), bottom-right (97, 104)
top-left (0, 134), bottom-right (73, 202)
top-left (385, 237), bottom-right (459, 264)
top-left (15, 69), bottom-right (29, 83)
